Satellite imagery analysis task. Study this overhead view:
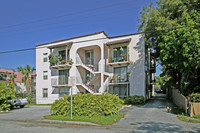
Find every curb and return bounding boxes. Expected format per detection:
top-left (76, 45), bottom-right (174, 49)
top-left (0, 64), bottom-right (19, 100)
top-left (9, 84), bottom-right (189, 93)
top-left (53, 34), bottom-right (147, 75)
top-left (41, 120), bottom-right (100, 126)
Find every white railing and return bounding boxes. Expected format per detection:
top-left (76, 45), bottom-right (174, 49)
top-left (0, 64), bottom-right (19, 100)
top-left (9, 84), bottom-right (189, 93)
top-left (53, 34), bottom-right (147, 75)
top-left (51, 78), bottom-right (58, 86)
top-left (102, 76), bottom-right (111, 93)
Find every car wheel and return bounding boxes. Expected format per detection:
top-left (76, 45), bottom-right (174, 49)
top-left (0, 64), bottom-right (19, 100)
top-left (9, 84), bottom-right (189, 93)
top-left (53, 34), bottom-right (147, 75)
top-left (20, 105), bottom-right (24, 108)
top-left (10, 104), bottom-right (14, 110)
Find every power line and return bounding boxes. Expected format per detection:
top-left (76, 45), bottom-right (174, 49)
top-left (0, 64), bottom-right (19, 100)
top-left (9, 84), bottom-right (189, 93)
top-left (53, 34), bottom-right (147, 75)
top-left (0, 23), bottom-right (199, 55)
top-left (0, 7), bottom-right (136, 35)
top-left (0, 0), bottom-right (137, 30)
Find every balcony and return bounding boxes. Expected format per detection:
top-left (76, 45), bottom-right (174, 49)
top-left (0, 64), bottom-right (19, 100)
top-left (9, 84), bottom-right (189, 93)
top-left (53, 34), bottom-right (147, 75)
top-left (109, 75), bottom-right (129, 85)
top-left (108, 46), bottom-right (130, 67)
top-left (51, 78), bottom-right (70, 88)
top-left (49, 54), bottom-right (73, 69)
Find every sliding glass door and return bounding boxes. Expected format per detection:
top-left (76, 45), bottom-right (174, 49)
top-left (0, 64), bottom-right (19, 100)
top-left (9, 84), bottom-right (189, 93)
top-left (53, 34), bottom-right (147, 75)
top-left (114, 67), bottom-right (127, 82)
top-left (59, 69), bottom-right (69, 85)
top-left (85, 50), bottom-right (94, 65)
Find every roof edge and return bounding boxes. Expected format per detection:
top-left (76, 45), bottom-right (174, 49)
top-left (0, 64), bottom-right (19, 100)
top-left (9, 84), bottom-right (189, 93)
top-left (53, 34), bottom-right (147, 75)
top-left (109, 31), bottom-right (144, 39)
top-left (36, 31), bottom-right (108, 47)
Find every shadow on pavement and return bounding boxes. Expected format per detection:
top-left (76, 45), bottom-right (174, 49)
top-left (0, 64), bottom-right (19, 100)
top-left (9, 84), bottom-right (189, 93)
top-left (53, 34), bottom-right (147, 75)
top-left (129, 121), bottom-right (200, 133)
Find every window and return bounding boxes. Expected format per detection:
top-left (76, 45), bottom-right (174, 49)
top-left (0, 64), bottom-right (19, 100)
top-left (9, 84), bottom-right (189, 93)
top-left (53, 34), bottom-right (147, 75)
top-left (43, 53), bottom-right (48, 62)
top-left (58, 50), bottom-right (66, 61)
top-left (43, 88), bottom-right (48, 98)
top-left (114, 67), bottom-right (127, 82)
top-left (85, 50), bottom-right (94, 65)
top-left (59, 69), bottom-right (69, 85)
top-left (113, 46), bottom-right (127, 62)
top-left (109, 85), bottom-right (127, 98)
top-left (59, 88), bottom-right (69, 97)
top-left (43, 71), bottom-right (48, 80)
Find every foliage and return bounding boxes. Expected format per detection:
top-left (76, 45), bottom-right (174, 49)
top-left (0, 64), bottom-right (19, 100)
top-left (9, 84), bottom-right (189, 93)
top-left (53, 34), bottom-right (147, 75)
top-left (17, 65), bottom-right (35, 94)
top-left (27, 93), bottom-right (34, 104)
top-left (155, 76), bottom-right (171, 90)
top-left (48, 54), bottom-right (58, 66)
top-left (9, 74), bottom-right (16, 83)
top-left (68, 59), bottom-right (74, 65)
top-left (138, 0), bottom-right (200, 96)
top-left (187, 93), bottom-right (200, 103)
top-left (0, 82), bottom-right (16, 111)
top-left (124, 95), bottom-right (145, 105)
top-left (50, 93), bottom-right (123, 117)
top-left (44, 113), bottom-right (124, 125)
top-left (178, 114), bottom-right (200, 123)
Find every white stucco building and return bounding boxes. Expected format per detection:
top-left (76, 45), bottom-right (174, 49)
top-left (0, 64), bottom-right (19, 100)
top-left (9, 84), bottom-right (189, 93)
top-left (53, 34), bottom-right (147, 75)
top-left (36, 31), bottom-right (155, 104)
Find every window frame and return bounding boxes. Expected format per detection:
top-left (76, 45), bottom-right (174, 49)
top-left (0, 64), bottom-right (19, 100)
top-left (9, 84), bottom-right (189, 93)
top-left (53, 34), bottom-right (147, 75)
top-left (43, 71), bottom-right (48, 80)
top-left (43, 88), bottom-right (48, 98)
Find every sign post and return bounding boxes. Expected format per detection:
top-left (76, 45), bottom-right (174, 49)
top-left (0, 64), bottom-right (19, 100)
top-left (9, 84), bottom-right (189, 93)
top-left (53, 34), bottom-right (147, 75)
top-left (69, 77), bottom-right (75, 119)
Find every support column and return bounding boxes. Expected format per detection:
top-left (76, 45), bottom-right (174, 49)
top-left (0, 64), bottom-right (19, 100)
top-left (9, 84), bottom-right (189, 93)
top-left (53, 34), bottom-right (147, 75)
top-left (127, 83), bottom-right (129, 97)
top-left (50, 49), bottom-right (52, 54)
top-left (66, 46), bottom-right (68, 63)
top-left (100, 45), bottom-right (104, 93)
top-left (107, 46), bottom-right (110, 62)
top-left (127, 45), bottom-right (129, 61)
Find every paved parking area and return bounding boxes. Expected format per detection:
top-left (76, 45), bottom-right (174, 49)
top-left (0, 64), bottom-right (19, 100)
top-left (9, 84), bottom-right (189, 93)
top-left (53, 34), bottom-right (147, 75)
top-left (0, 105), bottom-right (51, 121)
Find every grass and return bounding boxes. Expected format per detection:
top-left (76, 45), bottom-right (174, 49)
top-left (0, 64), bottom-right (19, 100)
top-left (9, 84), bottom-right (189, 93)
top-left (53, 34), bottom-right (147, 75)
top-left (44, 113), bottom-right (125, 125)
top-left (173, 106), bottom-right (200, 123)
top-left (178, 114), bottom-right (200, 123)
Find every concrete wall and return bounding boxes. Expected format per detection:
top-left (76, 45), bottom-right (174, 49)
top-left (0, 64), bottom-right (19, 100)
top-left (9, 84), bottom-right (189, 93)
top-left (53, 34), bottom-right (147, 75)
top-left (172, 88), bottom-right (188, 113)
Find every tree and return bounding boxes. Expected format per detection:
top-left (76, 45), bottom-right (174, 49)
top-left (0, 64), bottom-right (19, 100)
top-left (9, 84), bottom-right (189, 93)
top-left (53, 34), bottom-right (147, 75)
top-left (17, 65), bottom-right (35, 94)
top-left (9, 74), bottom-right (16, 83)
top-left (0, 82), bottom-right (16, 111)
top-left (138, 0), bottom-right (200, 96)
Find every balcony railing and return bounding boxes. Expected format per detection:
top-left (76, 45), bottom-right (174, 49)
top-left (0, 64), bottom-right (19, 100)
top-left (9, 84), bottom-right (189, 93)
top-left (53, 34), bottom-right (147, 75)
top-left (109, 75), bottom-right (129, 84)
top-left (49, 54), bottom-right (73, 69)
top-left (51, 78), bottom-right (69, 87)
top-left (109, 54), bottom-right (128, 63)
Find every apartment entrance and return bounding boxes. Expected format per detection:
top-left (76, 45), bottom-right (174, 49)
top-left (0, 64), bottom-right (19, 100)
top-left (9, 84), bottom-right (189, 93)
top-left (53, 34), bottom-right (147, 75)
top-left (85, 50), bottom-right (94, 65)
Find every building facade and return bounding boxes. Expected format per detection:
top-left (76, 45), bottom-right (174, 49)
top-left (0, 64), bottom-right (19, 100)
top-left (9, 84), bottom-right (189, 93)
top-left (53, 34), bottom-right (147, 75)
top-left (0, 68), bottom-right (36, 93)
top-left (36, 31), bottom-right (155, 104)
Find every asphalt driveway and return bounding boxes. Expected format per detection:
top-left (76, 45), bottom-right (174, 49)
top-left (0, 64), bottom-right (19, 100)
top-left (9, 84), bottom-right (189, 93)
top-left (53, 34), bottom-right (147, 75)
top-left (114, 94), bottom-right (200, 132)
top-left (0, 105), bottom-right (51, 121)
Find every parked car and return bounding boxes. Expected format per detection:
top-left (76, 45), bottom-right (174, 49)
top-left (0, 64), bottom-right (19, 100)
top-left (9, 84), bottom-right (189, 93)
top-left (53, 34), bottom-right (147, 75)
top-left (154, 88), bottom-right (163, 93)
top-left (8, 97), bottom-right (28, 109)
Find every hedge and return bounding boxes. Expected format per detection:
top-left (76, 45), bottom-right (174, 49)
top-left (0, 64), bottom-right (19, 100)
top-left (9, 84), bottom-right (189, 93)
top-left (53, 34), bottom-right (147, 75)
top-left (50, 93), bottom-right (123, 117)
top-left (124, 95), bottom-right (145, 105)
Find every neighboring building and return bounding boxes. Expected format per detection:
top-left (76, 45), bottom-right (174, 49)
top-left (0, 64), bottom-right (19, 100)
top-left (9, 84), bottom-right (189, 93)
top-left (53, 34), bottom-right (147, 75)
top-left (0, 68), bottom-right (36, 93)
top-left (36, 31), bottom-right (156, 104)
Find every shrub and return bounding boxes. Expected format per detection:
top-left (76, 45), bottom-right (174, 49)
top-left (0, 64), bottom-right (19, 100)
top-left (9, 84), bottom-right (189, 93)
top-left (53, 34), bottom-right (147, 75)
top-left (0, 82), bottom-right (16, 111)
top-left (50, 93), bottom-right (123, 117)
top-left (187, 93), bottom-right (200, 103)
top-left (124, 95), bottom-right (145, 105)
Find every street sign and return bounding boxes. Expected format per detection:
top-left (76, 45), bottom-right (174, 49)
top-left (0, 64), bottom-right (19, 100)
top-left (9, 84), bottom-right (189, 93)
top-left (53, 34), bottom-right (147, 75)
top-left (69, 77), bottom-right (75, 86)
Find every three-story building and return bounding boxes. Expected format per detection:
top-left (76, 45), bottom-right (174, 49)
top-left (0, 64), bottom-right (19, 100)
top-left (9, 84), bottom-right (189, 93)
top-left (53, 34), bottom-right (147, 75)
top-left (36, 31), bottom-right (155, 104)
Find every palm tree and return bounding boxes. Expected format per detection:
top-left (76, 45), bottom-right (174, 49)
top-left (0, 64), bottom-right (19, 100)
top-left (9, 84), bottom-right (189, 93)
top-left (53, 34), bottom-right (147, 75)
top-left (17, 65), bottom-right (35, 94)
top-left (9, 74), bottom-right (16, 83)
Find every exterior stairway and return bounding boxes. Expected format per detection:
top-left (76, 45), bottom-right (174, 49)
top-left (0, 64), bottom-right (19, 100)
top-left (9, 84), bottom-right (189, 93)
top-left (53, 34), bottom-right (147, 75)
top-left (77, 63), bottom-right (96, 74)
top-left (82, 83), bottom-right (97, 94)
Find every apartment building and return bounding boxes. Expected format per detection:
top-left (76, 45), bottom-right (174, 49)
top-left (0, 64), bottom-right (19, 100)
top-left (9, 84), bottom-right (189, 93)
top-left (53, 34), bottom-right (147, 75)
top-left (36, 31), bottom-right (156, 104)
top-left (0, 68), bottom-right (36, 93)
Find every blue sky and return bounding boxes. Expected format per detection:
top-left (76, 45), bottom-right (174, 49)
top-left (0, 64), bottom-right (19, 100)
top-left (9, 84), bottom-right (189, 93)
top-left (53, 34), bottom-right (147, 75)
top-left (0, 0), bottom-right (161, 76)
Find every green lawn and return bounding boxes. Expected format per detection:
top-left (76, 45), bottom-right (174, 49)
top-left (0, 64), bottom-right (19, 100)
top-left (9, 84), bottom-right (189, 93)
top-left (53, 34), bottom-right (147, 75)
top-left (44, 113), bottom-right (124, 125)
